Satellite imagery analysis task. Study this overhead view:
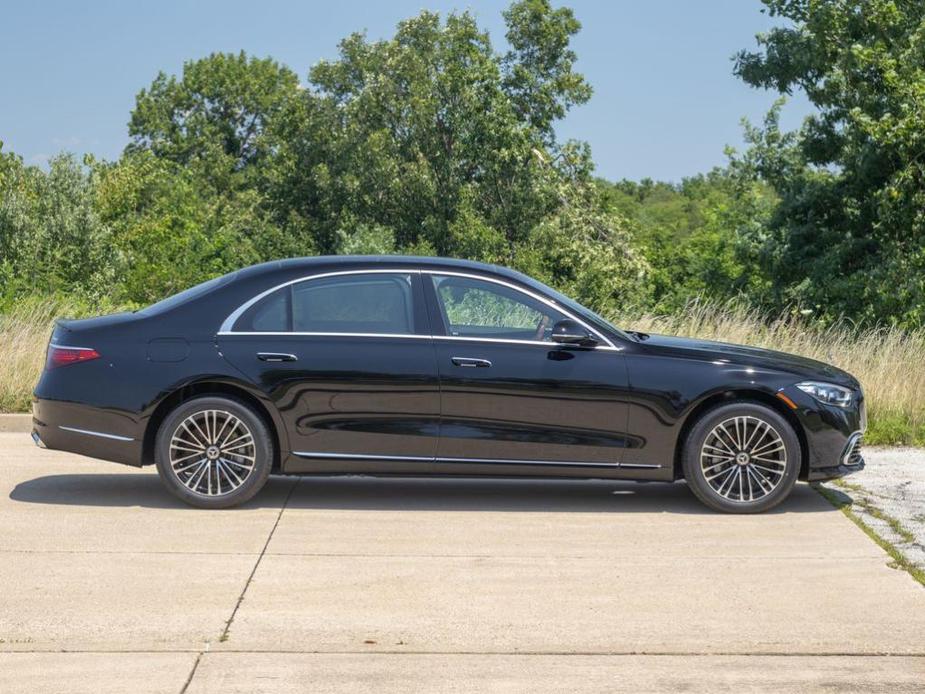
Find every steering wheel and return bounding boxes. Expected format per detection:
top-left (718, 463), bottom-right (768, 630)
top-left (534, 314), bottom-right (551, 341)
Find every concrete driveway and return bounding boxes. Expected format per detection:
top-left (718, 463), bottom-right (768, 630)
top-left (0, 431), bottom-right (923, 693)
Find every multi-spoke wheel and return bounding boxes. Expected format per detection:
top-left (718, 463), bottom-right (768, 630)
top-left (682, 402), bottom-right (800, 513)
top-left (155, 396), bottom-right (272, 508)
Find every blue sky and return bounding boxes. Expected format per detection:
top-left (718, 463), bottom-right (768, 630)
top-left (0, 0), bottom-right (811, 182)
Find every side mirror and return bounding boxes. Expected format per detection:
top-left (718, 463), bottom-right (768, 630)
top-left (550, 319), bottom-right (599, 347)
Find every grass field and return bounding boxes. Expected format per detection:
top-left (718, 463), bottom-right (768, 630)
top-left (3, 297), bottom-right (923, 446)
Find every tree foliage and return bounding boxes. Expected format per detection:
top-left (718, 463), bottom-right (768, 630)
top-left (127, 51), bottom-right (302, 174)
top-left (2, 0), bottom-right (924, 329)
top-left (0, 147), bottom-right (117, 302)
top-left (275, 6), bottom-right (593, 260)
top-left (0, 1), bottom-right (648, 315)
top-left (733, 0), bottom-right (925, 326)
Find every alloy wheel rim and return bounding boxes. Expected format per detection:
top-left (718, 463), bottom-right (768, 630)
top-left (699, 415), bottom-right (787, 503)
top-left (169, 409), bottom-right (255, 497)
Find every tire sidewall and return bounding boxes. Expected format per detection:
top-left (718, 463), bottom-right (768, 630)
top-left (155, 395), bottom-right (272, 509)
top-left (683, 402), bottom-right (800, 514)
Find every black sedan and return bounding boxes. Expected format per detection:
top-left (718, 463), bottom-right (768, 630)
top-left (32, 256), bottom-right (866, 512)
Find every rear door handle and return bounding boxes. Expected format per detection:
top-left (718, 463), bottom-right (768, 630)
top-left (257, 352), bottom-right (298, 362)
top-left (451, 357), bottom-right (491, 368)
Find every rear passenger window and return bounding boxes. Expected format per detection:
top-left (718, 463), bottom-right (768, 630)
top-left (292, 274), bottom-right (413, 334)
top-left (232, 273), bottom-right (415, 334)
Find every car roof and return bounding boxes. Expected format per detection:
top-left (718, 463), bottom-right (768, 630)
top-left (237, 255), bottom-right (530, 283)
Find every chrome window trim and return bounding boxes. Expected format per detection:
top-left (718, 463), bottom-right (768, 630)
top-left (426, 270), bottom-right (615, 349)
top-left (219, 268), bottom-right (422, 334)
top-left (214, 331), bottom-right (619, 351)
top-left (218, 267), bottom-right (619, 350)
top-left (59, 425), bottom-right (135, 442)
top-left (438, 335), bottom-right (618, 350)
top-left (218, 331), bottom-right (427, 340)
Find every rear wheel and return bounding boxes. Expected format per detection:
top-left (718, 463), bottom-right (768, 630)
top-left (682, 402), bottom-right (800, 513)
top-left (155, 396), bottom-right (272, 509)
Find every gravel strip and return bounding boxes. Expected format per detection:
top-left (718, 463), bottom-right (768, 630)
top-left (819, 446), bottom-right (925, 577)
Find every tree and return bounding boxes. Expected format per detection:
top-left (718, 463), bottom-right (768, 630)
top-left (0, 150), bottom-right (118, 301)
top-left (518, 165), bottom-right (649, 316)
top-left (1, 2), bottom-right (650, 317)
top-left (502, 0), bottom-right (592, 143)
top-left (596, 171), bottom-right (773, 314)
top-left (127, 52), bottom-right (302, 175)
top-left (733, 0), bottom-right (925, 326)
top-left (275, 8), bottom-right (555, 257)
top-left (119, 53), bottom-right (311, 301)
top-left (278, 2), bottom-right (594, 250)
top-left (93, 151), bottom-right (302, 304)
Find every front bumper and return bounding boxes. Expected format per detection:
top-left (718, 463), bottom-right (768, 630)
top-left (778, 385), bottom-right (866, 481)
top-left (806, 431), bottom-right (865, 481)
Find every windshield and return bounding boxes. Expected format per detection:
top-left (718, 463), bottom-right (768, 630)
top-left (136, 272), bottom-right (237, 316)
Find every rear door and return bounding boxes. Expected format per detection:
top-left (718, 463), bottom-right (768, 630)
top-left (424, 272), bottom-right (633, 476)
top-left (217, 270), bottom-right (440, 472)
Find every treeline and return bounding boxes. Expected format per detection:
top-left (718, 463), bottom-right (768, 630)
top-left (1, 0), bottom-right (923, 328)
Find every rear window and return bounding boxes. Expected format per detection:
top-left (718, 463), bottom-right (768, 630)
top-left (137, 272), bottom-right (237, 316)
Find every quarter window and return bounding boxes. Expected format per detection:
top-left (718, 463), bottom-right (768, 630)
top-left (247, 289), bottom-right (290, 331)
top-left (232, 273), bottom-right (415, 334)
top-left (430, 274), bottom-right (568, 342)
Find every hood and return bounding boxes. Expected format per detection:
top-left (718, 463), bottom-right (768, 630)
top-left (639, 333), bottom-right (859, 387)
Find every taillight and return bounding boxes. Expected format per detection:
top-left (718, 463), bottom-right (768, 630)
top-left (46, 345), bottom-right (101, 369)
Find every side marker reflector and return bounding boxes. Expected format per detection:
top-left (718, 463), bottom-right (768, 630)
top-left (776, 392), bottom-right (799, 410)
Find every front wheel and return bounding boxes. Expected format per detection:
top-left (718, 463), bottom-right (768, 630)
top-left (155, 396), bottom-right (273, 509)
top-left (682, 402), bottom-right (800, 513)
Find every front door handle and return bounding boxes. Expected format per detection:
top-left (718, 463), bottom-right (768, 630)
top-left (257, 352), bottom-right (298, 362)
top-left (451, 357), bottom-right (492, 368)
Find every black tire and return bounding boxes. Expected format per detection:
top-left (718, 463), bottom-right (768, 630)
top-left (155, 396), bottom-right (273, 509)
top-left (682, 401), bottom-right (800, 514)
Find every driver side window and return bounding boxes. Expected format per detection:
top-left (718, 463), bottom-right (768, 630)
top-left (431, 274), bottom-right (567, 342)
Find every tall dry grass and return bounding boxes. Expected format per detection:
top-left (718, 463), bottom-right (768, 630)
top-left (2, 296), bottom-right (923, 445)
top-left (0, 296), bottom-right (118, 414)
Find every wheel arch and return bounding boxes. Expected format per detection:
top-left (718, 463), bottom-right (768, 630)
top-left (142, 378), bottom-right (285, 471)
top-left (672, 389), bottom-right (808, 480)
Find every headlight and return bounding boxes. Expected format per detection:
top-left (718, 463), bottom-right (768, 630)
top-left (796, 381), bottom-right (853, 408)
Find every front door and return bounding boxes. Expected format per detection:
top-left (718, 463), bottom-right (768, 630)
top-left (424, 272), bottom-right (633, 477)
top-left (217, 270), bottom-right (440, 473)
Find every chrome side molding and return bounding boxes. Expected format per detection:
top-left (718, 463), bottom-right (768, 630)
top-left (58, 426), bottom-right (135, 442)
top-left (293, 451), bottom-right (433, 462)
top-left (292, 450), bottom-right (661, 469)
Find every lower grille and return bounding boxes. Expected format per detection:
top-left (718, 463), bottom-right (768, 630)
top-left (841, 433), bottom-right (863, 467)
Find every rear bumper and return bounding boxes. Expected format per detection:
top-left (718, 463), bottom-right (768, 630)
top-left (32, 398), bottom-right (143, 467)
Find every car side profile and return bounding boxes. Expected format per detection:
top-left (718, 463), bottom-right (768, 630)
top-left (32, 256), bottom-right (866, 513)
